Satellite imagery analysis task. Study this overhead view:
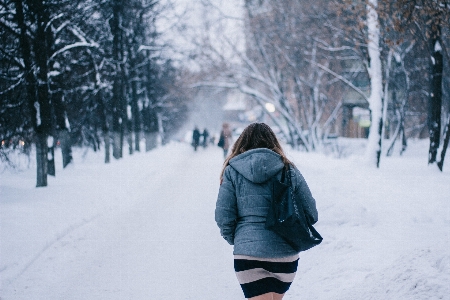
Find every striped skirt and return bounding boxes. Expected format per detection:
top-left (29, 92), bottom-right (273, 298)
top-left (234, 254), bottom-right (299, 298)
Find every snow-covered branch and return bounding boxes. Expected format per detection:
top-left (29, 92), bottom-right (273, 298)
top-left (138, 45), bottom-right (162, 52)
top-left (305, 58), bottom-right (368, 101)
top-left (49, 42), bottom-right (99, 61)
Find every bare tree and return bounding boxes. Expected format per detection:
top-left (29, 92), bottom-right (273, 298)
top-left (385, 0), bottom-right (450, 169)
top-left (189, 0), bottom-right (348, 151)
top-left (1, 0), bottom-right (187, 186)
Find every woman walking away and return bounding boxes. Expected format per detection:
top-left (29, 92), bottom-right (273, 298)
top-left (218, 122), bottom-right (232, 158)
top-left (215, 123), bottom-right (318, 300)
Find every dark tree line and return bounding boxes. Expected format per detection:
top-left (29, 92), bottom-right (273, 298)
top-left (0, 0), bottom-right (189, 186)
top-left (384, 0), bottom-right (450, 170)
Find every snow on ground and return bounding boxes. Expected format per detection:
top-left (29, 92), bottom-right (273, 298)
top-left (1, 139), bottom-right (449, 299)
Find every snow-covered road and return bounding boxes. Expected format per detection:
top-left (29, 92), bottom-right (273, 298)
top-left (2, 145), bottom-right (244, 299)
top-left (1, 141), bottom-right (449, 299)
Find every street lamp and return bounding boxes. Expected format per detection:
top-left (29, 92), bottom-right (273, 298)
top-left (265, 103), bottom-right (276, 113)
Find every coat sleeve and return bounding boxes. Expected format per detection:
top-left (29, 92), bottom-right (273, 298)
top-left (291, 166), bottom-right (318, 225)
top-left (215, 167), bottom-right (238, 245)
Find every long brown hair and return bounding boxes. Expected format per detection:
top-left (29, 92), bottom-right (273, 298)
top-left (220, 123), bottom-right (293, 180)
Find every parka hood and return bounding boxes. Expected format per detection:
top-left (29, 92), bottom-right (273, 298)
top-left (229, 148), bottom-right (284, 183)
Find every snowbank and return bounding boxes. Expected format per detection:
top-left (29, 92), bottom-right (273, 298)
top-left (1, 139), bottom-right (449, 299)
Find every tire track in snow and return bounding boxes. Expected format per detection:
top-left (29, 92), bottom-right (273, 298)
top-left (8, 213), bottom-right (101, 284)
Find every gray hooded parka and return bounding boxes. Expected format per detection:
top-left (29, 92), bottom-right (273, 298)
top-left (215, 148), bottom-right (318, 258)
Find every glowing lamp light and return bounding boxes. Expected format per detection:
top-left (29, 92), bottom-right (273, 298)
top-left (265, 103), bottom-right (276, 113)
top-left (359, 120), bottom-right (371, 128)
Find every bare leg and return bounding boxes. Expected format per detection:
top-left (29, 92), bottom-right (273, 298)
top-left (273, 293), bottom-right (284, 300)
top-left (249, 292), bottom-right (284, 300)
top-left (249, 293), bottom-right (272, 300)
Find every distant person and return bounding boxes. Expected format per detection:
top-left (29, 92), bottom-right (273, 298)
top-left (202, 128), bottom-right (209, 148)
top-left (192, 126), bottom-right (201, 151)
top-left (218, 123), bottom-right (232, 158)
top-left (215, 122), bottom-right (318, 300)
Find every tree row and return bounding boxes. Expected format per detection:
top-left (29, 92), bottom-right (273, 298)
top-left (0, 0), bottom-right (189, 186)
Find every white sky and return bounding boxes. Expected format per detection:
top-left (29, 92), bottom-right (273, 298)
top-left (156, 0), bottom-right (245, 66)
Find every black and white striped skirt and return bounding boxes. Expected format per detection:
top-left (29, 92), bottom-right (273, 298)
top-left (234, 254), bottom-right (299, 298)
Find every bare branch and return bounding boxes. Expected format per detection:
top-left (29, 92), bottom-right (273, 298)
top-left (305, 58), bottom-right (369, 102)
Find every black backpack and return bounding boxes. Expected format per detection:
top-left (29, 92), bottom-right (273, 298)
top-left (265, 165), bottom-right (323, 252)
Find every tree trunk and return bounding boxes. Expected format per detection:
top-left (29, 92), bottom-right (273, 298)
top-left (33, 0), bottom-right (52, 186)
top-left (91, 62), bottom-right (110, 163)
top-left (47, 136), bottom-right (55, 176)
top-left (59, 129), bottom-right (73, 168)
top-left (104, 131), bottom-right (111, 164)
top-left (437, 116), bottom-right (450, 171)
top-left (51, 69), bottom-right (73, 168)
top-left (131, 79), bottom-right (140, 152)
top-left (111, 82), bottom-right (124, 160)
top-left (143, 105), bottom-right (159, 151)
top-left (56, 128), bottom-right (73, 168)
top-left (386, 114), bottom-right (400, 157)
top-left (112, 131), bottom-right (121, 159)
top-left (158, 112), bottom-right (166, 145)
top-left (135, 127), bottom-right (141, 152)
top-left (364, 0), bottom-right (384, 167)
top-left (120, 111), bottom-right (125, 158)
top-left (145, 132), bottom-right (158, 151)
top-left (127, 118), bottom-right (133, 155)
top-left (400, 123), bottom-right (407, 155)
top-left (15, 0), bottom-right (46, 186)
top-left (110, 0), bottom-right (124, 160)
top-left (36, 132), bottom-right (48, 187)
top-left (15, 0), bottom-right (37, 129)
top-left (381, 50), bottom-right (393, 150)
top-left (98, 93), bottom-right (110, 164)
top-left (428, 34), bottom-right (443, 164)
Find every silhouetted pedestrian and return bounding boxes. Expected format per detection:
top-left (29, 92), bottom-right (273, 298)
top-left (202, 128), bottom-right (209, 148)
top-left (218, 123), bottom-right (232, 158)
top-left (192, 127), bottom-right (201, 151)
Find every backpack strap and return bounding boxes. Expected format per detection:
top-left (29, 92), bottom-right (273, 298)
top-left (280, 164), bottom-right (286, 182)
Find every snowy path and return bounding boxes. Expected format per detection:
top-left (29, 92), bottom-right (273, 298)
top-left (2, 145), bottom-right (243, 299)
top-left (1, 141), bottom-right (450, 299)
